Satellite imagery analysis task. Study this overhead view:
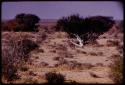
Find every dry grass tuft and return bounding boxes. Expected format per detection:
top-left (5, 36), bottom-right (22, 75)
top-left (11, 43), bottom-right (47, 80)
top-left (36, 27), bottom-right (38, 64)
top-left (110, 54), bottom-right (123, 83)
top-left (20, 66), bottom-right (29, 72)
top-left (106, 40), bottom-right (119, 47)
top-left (45, 72), bottom-right (65, 83)
top-left (2, 32), bottom-right (38, 82)
top-left (89, 52), bottom-right (98, 56)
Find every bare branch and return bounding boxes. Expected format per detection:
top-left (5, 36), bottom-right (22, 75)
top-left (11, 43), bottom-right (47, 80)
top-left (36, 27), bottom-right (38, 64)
top-left (69, 34), bottom-right (83, 47)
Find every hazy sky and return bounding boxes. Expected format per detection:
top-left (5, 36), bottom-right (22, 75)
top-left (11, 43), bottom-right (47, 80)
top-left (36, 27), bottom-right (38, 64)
top-left (2, 1), bottom-right (123, 20)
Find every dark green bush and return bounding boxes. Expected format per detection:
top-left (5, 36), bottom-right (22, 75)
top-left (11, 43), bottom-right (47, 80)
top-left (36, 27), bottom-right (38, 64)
top-left (17, 39), bottom-right (38, 55)
top-left (56, 14), bottom-right (115, 44)
top-left (84, 16), bottom-right (115, 33)
top-left (45, 72), bottom-right (65, 83)
top-left (2, 13), bottom-right (40, 32)
top-left (16, 13), bottom-right (40, 31)
top-left (56, 14), bottom-right (85, 35)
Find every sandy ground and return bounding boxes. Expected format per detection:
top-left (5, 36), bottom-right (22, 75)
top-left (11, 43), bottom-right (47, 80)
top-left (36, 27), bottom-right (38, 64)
top-left (2, 23), bottom-right (123, 84)
top-left (16, 31), bottom-right (122, 84)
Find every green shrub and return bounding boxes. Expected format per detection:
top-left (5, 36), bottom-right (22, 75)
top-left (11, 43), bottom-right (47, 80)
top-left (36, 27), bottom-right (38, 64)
top-left (56, 14), bottom-right (114, 44)
top-left (45, 72), bottom-right (65, 83)
top-left (2, 13), bottom-right (40, 32)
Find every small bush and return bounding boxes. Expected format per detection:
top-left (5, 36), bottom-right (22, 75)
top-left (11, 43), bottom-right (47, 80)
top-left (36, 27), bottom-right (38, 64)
top-left (2, 37), bottom-right (21, 81)
top-left (55, 59), bottom-right (68, 67)
top-left (2, 46), bottom-right (20, 81)
top-left (40, 62), bottom-right (48, 67)
top-left (20, 66), bottom-right (28, 72)
top-left (17, 39), bottom-right (38, 55)
top-left (2, 20), bottom-right (20, 31)
top-left (45, 72), bottom-right (65, 84)
top-left (15, 13), bottom-right (40, 31)
top-left (36, 49), bottom-right (44, 53)
top-left (29, 71), bottom-right (37, 76)
top-left (107, 40), bottom-right (119, 46)
top-left (89, 52), bottom-right (98, 56)
top-left (110, 55), bottom-right (123, 83)
top-left (67, 61), bottom-right (83, 70)
top-left (2, 55), bottom-right (20, 81)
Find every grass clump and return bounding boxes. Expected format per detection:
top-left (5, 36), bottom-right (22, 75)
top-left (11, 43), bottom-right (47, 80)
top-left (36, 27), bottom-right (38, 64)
top-left (110, 55), bottom-right (123, 83)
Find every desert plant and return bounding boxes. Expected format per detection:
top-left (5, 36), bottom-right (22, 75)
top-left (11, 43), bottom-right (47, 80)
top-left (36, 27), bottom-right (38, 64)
top-left (55, 59), bottom-right (68, 67)
top-left (29, 71), bottom-right (37, 76)
top-left (16, 13), bottom-right (40, 31)
top-left (15, 13), bottom-right (25, 24)
top-left (2, 47), bottom-right (20, 81)
top-left (17, 39), bottom-right (38, 55)
top-left (107, 40), bottom-right (119, 46)
top-left (2, 20), bottom-right (21, 31)
top-left (40, 62), bottom-right (48, 67)
top-left (89, 52), bottom-right (98, 56)
top-left (53, 57), bottom-right (64, 61)
top-left (56, 14), bottom-right (114, 47)
top-left (84, 16), bottom-right (114, 33)
top-left (2, 13), bottom-right (40, 32)
top-left (20, 66), bottom-right (29, 72)
top-left (2, 32), bottom-right (38, 82)
top-left (110, 55), bottom-right (123, 83)
top-left (45, 72), bottom-right (65, 84)
top-left (4, 68), bottom-right (19, 81)
top-left (56, 14), bottom-right (85, 35)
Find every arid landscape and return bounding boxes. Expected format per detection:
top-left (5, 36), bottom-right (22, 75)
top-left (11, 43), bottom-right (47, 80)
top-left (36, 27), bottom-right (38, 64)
top-left (2, 14), bottom-right (123, 84)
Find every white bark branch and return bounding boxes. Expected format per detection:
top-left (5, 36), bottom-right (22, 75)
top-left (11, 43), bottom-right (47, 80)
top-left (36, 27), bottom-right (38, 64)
top-left (69, 34), bottom-right (83, 47)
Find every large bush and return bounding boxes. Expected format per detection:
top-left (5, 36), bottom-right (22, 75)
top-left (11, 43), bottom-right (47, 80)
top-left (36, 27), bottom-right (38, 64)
top-left (56, 14), bottom-right (85, 35)
top-left (84, 16), bottom-right (115, 33)
top-left (2, 13), bottom-right (40, 32)
top-left (56, 14), bottom-right (115, 44)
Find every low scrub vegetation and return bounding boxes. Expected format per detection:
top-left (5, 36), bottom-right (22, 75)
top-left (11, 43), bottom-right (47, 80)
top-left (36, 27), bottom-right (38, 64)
top-left (2, 32), bottom-right (38, 82)
top-left (107, 40), bottom-right (119, 46)
top-left (45, 72), bottom-right (65, 84)
top-left (2, 13), bottom-right (40, 32)
top-left (110, 55), bottom-right (123, 83)
top-left (56, 14), bottom-right (115, 45)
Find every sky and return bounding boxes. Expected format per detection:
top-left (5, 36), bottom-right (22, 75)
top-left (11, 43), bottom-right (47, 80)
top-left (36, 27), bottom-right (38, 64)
top-left (2, 1), bottom-right (123, 20)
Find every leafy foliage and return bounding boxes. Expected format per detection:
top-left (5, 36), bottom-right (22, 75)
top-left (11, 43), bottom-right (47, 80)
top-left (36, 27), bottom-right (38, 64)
top-left (2, 13), bottom-right (40, 32)
top-left (56, 14), bottom-right (115, 44)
